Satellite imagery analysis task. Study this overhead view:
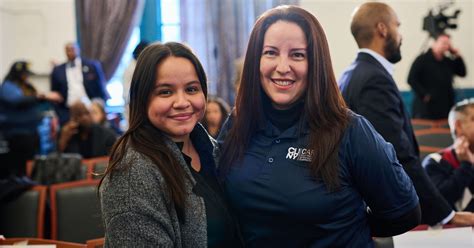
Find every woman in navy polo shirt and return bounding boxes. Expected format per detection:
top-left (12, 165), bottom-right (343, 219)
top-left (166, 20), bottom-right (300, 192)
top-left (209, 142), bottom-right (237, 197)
top-left (218, 6), bottom-right (421, 247)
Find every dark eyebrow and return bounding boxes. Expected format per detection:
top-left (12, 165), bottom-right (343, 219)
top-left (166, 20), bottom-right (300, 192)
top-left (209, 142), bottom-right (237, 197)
top-left (186, 80), bottom-right (201, 86)
top-left (155, 80), bottom-right (200, 88)
top-left (154, 83), bottom-right (173, 89)
top-left (291, 48), bottom-right (307, 52)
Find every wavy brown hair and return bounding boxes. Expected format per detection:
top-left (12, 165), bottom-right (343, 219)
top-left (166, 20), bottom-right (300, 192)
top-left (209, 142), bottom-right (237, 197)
top-left (99, 42), bottom-right (207, 220)
top-left (219, 5), bottom-right (349, 190)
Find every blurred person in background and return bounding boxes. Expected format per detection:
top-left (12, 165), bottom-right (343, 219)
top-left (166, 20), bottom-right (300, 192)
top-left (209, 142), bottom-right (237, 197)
top-left (51, 42), bottom-right (109, 126)
top-left (339, 2), bottom-right (474, 226)
top-left (58, 101), bottom-right (116, 158)
top-left (90, 98), bottom-right (121, 135)
top-left (423, 99), bottom-right (474, 212)
top-left (122, 41), bottom-right (150, 129)
top-left (408, 33), bottom-right (466, 120)
top-left (202, 96), bottom-right (230, 138)
top-left (0, 61), bottom-right (61, 178)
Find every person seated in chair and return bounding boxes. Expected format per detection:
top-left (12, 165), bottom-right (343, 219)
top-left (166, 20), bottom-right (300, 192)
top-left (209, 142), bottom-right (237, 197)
top-left (58, 101), bottom-right (116, 158)
top-left (423, 99), bottom-right (474, 212)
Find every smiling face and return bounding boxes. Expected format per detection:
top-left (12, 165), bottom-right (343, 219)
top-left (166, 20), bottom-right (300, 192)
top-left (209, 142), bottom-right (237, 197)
top-left (259, 21), bottom-right (308, 110)
top-left (147, 56), bottom-right (206, 142)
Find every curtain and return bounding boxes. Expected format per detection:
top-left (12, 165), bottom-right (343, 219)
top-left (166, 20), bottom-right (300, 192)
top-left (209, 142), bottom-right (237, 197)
top-left (180, 0), bottom-right (299, 104)
top-left (75, 0), bottom-right (145, 81)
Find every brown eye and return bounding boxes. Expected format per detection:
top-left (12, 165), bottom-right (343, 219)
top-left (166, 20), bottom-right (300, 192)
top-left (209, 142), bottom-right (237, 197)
top-left (157, 89), bottom-right (172, 96)
top-left (186, 86), bottom-right (200, 94)
top-left (263, 50), bottom-right (277, 56)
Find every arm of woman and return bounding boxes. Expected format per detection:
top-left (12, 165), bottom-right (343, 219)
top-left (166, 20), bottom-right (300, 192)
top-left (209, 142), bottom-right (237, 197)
top-left (0, 81), bottom-right (37, 107)
top-left (100, 150), bottom-right (177, 246)
top-left (347, 115), bottom-right (421, 237)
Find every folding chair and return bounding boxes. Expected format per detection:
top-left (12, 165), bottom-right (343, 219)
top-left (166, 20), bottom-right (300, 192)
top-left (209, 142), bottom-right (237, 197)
top-left (415, 128), bottom-right (453, 149)
top-left (82, 156), bottom-right (109, 180)
top-left (0, 185), bottom-right (47, 238)
top-left (50, 180), bottom-right (103, 243)
top-left (86, 237), bottom-right (105, 248)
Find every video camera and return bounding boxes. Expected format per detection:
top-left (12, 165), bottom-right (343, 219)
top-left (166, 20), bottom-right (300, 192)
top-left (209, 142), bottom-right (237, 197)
top-left (422, 2), bottom-right (461, 38)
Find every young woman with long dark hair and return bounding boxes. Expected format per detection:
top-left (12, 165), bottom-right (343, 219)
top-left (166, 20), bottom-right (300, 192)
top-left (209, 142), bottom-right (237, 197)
top-left (100, 42), bottom-right (241, 247)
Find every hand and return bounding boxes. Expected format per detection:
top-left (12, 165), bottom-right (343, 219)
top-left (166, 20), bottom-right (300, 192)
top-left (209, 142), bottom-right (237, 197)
top-left (449, 46), bottom-right (460, 57)
top-left (44, 91), bottom-right (63, 103)
top-left (449, 211), bottom-right (474, 226)
top-left (58, 121), bottom-right (79, 151)
top-left (454, 136), bottom-right (474, 164)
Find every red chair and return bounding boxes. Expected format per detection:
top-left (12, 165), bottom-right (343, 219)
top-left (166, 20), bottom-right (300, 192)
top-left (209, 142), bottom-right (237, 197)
top-left (86, 237), bottom-right (105, 248)
top-left (411, 118), bottom-right (449, 130)
top-left (0, 185), bottom-right (47, 238)
top-left (82, 156), bottom-right (109, 180)
top-left (50, 180), bottom-right (103, 243)
top-left (415, 128), bottom-right (453, 149)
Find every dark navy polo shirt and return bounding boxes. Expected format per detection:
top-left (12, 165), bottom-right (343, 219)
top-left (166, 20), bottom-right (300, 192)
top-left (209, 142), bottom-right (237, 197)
top-left (224, 114), bottom-right (418, 247)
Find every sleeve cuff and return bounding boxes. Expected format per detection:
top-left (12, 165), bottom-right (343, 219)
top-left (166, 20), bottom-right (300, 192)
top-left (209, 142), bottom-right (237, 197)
top-left (439, 210), bottom-right (455, 225)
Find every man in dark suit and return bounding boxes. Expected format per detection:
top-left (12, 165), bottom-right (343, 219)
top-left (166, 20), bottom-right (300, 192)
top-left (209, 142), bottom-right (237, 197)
top-left (339, 2), bottom-right (474, 226)
top-left (51, 42), bottom-right (108, 125)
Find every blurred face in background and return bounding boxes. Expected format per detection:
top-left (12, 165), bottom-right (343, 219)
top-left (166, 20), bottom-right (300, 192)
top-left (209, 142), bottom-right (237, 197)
top-left (433, 35), bottom-right (451, 55)
top-left (457, 106), bottom-right (474, 148)
top-left (205, 101), bottom-right (223, 127)
top-left (90, 103), bottom-right (106, 124)
top-left (70, 102), bottom-right (93, 129)
top-left (259, 21), bottom-right (308, 110)
top-left (147, 56), bottom-right (206, 142)
top-left (65, 43), bottom-right (79, 61)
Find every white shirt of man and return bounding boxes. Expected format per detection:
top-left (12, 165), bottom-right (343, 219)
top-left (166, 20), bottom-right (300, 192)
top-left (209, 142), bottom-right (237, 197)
top-left (66, 57), bottom-right (89, 106)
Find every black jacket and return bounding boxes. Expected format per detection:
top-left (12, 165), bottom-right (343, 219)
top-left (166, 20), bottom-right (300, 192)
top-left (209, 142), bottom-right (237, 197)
top-left (407, 49), bottom-right (466, 119)
top-left (339, 52), bottom-right (452, 225)
top-left (423, 148), bottom-right (474, 211)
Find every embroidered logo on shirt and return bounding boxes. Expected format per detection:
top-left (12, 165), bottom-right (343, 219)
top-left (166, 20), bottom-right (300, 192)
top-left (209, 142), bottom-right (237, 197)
top-left (286, 147), bottom-right (314, 162)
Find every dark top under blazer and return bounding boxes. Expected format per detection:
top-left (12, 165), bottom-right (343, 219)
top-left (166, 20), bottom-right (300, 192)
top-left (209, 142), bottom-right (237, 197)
top-left (50, 58), bottom-right (108, 125)
top-left (339, 52), bottom-right (452, 225)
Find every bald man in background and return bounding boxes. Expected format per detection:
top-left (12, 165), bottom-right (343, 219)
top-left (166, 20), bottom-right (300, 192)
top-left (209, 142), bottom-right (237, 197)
top-left (51, 42), bottom-right (109, 126)
top-left (339, 2), bottom-right (474, 226)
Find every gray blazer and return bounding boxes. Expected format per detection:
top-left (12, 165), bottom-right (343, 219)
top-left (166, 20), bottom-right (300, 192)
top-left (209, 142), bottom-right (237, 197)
top-left (100, 130), bottom-right (209, 247)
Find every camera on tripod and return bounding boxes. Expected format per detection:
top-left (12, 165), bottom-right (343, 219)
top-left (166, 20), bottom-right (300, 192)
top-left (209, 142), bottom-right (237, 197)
top-left (423, 2), bottom-right (461, 38)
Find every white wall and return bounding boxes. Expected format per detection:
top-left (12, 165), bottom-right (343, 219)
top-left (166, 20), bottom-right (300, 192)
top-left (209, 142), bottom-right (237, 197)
top-left (301, 0), bottom-right (473, 90)
top-left (0, 0), bottom-right (76, 92)
top-left (0, 0), bottom-right (471, 92)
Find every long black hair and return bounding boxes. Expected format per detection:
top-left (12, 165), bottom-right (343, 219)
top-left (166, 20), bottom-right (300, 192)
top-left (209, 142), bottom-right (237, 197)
top-left (220, 6), bottom-right (349, 190)
top-left (100, 42), bottom-right (208, 219)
